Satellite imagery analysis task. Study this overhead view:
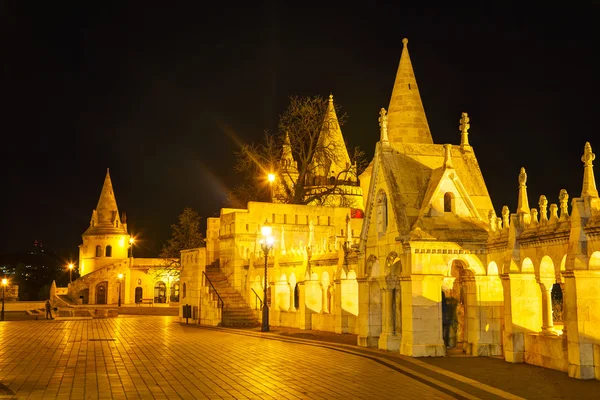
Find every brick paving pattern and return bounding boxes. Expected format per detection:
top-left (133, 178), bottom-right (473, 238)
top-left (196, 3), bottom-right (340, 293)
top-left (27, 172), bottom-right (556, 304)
top-left (0, 316), bottom-right (453, 399)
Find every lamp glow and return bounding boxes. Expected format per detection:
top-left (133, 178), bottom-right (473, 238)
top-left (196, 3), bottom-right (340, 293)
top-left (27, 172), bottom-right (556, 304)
top-left (1, 279), bottom-right (6, 286)
top-left (267, 173), bottom-right (275, 183)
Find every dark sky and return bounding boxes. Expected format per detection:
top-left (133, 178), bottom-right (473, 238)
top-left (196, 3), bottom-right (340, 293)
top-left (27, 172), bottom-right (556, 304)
top-left (2, 3), bottom-right (598, 259)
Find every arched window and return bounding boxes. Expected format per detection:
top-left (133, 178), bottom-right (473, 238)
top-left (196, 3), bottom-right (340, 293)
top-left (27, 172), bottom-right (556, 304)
top-left (376, 190), bottom-right (388, 235)
top-left (444, 192), bottom-right (455, 213)
top-left (105, 245), bottom-right (112, 257)
top-left (96, 245), bottom-right (102, 257)
top-left (154, 281), bottom-right (166, 303)
top-left (294, 283), bottom-right (300, 309)
top-left (171, 282), bottom-right (180, 302)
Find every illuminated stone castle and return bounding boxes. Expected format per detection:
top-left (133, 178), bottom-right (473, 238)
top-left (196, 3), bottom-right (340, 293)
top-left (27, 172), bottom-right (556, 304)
top-left (68, 170), bottom-right (179, 306)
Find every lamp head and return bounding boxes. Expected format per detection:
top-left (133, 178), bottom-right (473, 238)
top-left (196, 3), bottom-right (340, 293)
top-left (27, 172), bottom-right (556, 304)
top-left (1, 278), bottom-right (7, 286)
top-left (129, 237), bottom-right (134, 245)
top-left (68, 263), bottom-right (74, 270)
top-left (118, 273), bottom-right (124, 280)
top-left (267, 173), bottom-right (275, 183)
top-left (261, 220), bottom-right (272, 238)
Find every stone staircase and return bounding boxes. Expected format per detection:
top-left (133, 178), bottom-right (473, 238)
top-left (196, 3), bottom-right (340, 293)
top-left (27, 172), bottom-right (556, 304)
top-left (205, 264), bottom-right (259, 328)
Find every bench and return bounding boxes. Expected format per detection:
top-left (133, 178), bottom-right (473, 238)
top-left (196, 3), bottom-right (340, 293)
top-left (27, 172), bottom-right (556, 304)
top-left (137, 298), bottom-right (153, 306)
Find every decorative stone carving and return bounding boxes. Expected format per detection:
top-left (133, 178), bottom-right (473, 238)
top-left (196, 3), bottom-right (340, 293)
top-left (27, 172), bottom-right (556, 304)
top-left (549, 204), bottom-right (559, 223)
top-left (581, 142), bottom-right (599, 197)
top-left (538, 195), bottom-right (548, 224)
top-left (497, 217), bottom-right (503, 231)
top-left (530, 208), bottom-right (539, 226)
top-left (488, 210), bottom-right (497, 232)
top-left (501, 206), bottom-right (510, 230)
top-left (378, 108), bottom-right (388, 143)
top-left (559, 189), bottom-right (569, 221)
top-left (459, 112), bottom-right (470, 146)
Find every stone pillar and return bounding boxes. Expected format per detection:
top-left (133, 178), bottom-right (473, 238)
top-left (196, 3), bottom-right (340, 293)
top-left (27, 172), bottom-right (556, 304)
top-left (334, 278), bottom-right (358, 334)
top-left (399, 274), bottom-right (445, 357)
top-left (501, 273), bottom-right (541, 363)
top-left (563, 270), bottom-right (600, 379)
top-left (378, 277), bottom-right (401, 351)
top-left (357, 278), bottom-right (380, 348)
top-left (296, 282), bottom-right (312, 330)
top-left (539, 279), bottom-right (555, 335)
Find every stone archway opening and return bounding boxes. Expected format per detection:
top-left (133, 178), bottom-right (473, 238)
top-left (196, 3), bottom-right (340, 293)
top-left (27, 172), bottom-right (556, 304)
top-left (443, 260), bottom-right (474, 351)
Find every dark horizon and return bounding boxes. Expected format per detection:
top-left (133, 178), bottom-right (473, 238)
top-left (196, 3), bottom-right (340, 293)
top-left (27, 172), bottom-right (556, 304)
top-left (2, 3), bottom-right (598, 260)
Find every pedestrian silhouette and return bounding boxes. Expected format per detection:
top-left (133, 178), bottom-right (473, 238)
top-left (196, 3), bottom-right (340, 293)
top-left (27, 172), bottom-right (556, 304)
top-left (45, 300), bottom-right (54, 320)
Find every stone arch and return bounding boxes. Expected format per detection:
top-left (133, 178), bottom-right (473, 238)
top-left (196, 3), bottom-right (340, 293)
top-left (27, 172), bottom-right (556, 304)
top-left (487, 261), bottom-right (499, 276)
top-left (321, 271), bottom-right (331, 312)
top-left (589, 251), bottom-right (600, 270)
top-left (539, 256), bottom-right (554, 279)
top-left (444, 192), bottom-right (455, 213)
top-left (522, 257), bottom-right (534, 274)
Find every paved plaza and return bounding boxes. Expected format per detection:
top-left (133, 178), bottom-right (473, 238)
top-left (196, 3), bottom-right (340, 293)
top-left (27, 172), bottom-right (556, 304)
top-left (0, 316), bottom-right (599, 399)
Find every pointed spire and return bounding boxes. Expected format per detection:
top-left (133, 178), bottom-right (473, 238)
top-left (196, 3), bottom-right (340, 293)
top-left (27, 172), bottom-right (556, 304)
top-left (314, 93), bottom-right (352, 178)
top-left (281, 131), bottom-right (295, 167)
top-left (387, 38), bottom-right (433, 144)
top-left (517, 167), bottom-right (530, 214)
top-left (581, 142), bottom-right (598, 197)
top-left (84, 169), bottom-right (127, 235)
top-left (559, 189), bottom-right (569, 221)
top-left (539, 195), bottom-right (548, 224)
top-left (459, 112), bottom-right (470, 147)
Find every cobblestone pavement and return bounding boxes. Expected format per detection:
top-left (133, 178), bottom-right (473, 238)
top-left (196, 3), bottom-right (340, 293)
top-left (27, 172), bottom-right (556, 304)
top-left (1, 316), bottom-right (600, 399)
top-left (0, 316), bottom-right (455, 399)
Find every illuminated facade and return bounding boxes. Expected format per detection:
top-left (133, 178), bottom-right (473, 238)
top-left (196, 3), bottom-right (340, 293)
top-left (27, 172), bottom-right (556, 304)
top-left (180, 38), bottom-right (600, 381)
top-left (67, 170), bottom-right (180, 306)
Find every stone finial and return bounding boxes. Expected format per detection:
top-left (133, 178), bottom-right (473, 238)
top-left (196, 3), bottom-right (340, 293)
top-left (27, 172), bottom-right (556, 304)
top-left (443, 144), bottom-right (454, 169)
top-left (502, 205), bottom-right (510, 229)
top-left (549, 204), bottom-right (559, 223)
top-left (539, 195), bottom-right (548, 224)
top-left (496, 217), bottom-right (503, 231)
top-left (517, 167), bottom-right (530, 215)
top-left (559, 189), bottom-right (569, 221)
top-left (378, 108), bottom-right (389, 143)
top-left (581, 142), bottom-right (599, 197)
top-left (329, 93), bottom-right (334, 103)
top-left (531, 208), bottom-right (539, 226)
top-left (402, 38), bottom-right (408, 46)
top-left (459, 112), bottom-right (470, 146)
top-left (488, 210), bottom-right (497, 232)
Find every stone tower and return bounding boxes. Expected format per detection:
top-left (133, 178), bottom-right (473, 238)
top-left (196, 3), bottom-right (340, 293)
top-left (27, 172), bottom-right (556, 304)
top-left (78, 169), bottom-right (130, 276)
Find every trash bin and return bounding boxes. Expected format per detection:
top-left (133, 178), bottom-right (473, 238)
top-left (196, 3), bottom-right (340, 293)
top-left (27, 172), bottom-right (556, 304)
top-left (182, 304), bottom-right (192, 324)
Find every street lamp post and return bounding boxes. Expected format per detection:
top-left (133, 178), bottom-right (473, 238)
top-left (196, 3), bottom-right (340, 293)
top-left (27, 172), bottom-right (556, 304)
top-left (68, 263), bottom-right (74, 283)
top-left (118, 273), bottom-right (123, 307)
top-left (267, 173), bottom-right (275, 202)
top-left (261, 220), bottom-right (274, 332)
top-left (128, 237), bottom-right (135, 257)
top-left (1, 278), bottom-right (7, 321)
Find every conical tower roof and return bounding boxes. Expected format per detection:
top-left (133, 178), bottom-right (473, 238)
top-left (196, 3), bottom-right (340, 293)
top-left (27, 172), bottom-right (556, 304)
top-left (83, 169), bottom-right (127, 236)
top-left (313, 94), bottom-right (352, 175)
top-left (387, 38), bottom-right (433, 144)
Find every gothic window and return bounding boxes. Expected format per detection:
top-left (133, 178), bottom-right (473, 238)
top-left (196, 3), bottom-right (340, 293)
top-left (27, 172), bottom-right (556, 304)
top-left (444, 192), bottom-right (455, 213)
top-left (96, 245), bottom-right (102, 257)
top-left (376, 190), bottom-right (388, 235)
top-left (294, 283), bottom-right (300, 309)
top-left (105, 245), bottom-right (112, 257)
top-left (551, 283), bottom-right (563, 323)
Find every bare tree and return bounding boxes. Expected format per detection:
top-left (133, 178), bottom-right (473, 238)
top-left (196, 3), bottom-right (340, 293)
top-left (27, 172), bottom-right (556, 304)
top-left (229, 95), bottom-right (366, 207)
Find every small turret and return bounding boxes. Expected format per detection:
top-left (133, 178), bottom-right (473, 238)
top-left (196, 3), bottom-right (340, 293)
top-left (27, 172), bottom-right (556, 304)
top-left (581, 142), bottom-right (598, 198)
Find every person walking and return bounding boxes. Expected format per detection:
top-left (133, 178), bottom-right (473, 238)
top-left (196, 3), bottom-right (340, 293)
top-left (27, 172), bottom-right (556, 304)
top-left (45, 300), bottom-right (54, 320)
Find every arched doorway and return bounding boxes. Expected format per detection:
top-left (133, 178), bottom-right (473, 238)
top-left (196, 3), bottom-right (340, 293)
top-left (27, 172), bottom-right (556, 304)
top-left (171, 282), bottom-right (180, 302)
top-left (96, 282), bottom-right (107, 304)
top-left (444, 260), bottom-right (474, 351)
top-left (154, 281), bottom-right (166, 303)
top-left (135, 287), bottom-right (143, 304)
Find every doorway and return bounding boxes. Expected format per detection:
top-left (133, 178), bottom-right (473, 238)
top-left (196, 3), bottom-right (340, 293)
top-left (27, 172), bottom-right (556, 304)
top-left (96, 282), bottom-right (107, 304)
top-left (135, 287), bottom-right (143, 304)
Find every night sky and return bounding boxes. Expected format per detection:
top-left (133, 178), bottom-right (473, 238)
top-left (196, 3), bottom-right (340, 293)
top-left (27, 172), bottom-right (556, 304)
top-left (2, 3), bottom-right (598, 260)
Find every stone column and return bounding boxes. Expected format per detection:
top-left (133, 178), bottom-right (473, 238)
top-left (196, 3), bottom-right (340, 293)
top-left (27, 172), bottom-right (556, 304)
top-left (539, 280), bottom-right (555, 335)
top-left (563, 270), bottom-right (600, 379)
top-left (296, 282), bottom-right (312, 330)
top-left (357, 278), bottom-right (380, 347)
top-left (501, 273), bottom-right (541, 363)
top-left (378, 277), bottom-right (401, 351)
top-left (399, 274), bottom-right (445, 357)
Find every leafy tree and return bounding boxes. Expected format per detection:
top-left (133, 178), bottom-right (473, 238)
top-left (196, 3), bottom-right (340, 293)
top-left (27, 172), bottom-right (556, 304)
top-left (150, 208), bottom-right (205, 292)
top-left (228, 95), bottom-right (367, 208)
